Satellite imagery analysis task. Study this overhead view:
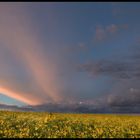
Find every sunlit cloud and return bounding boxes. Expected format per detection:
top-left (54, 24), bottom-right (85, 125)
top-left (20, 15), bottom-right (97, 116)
top-left (93, 24), bottom-right (128, 43)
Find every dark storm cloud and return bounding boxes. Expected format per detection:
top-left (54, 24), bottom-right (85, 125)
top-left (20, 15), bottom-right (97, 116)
top-left (78, 42), bottom-right (140, 79)
top-left (107, 92), bottom-right (140, 107)
top-left (76, 43), bottom-right (140, 113)
top-left (78, 56), bottom-right (140, 80)
top-left (106, 90), bottom-right (140, 113)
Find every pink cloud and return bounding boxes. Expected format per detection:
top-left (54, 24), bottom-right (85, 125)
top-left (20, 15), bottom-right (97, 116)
top-left (94, 23), bottom-right (128, 42)
top-left (94, 25), bottom-right (106, 41)
top-left (107, 24), bottom-right (118, 33)
top-left (0, 87), bottom-right (38, 105)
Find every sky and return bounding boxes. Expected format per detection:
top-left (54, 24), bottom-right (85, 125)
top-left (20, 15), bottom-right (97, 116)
top-left (0, 2), bottom-right (140, 110)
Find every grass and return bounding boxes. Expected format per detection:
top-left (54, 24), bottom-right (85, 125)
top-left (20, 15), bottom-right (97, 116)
top-left (0, 110), bottom-right (140, 138)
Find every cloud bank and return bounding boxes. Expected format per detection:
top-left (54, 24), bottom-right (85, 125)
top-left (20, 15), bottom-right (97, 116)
top-left (78, 43), bottom-right (140, 111)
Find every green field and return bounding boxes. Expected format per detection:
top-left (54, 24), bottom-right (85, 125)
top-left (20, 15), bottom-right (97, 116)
top-left (0, 111), bottom-right (140, 138)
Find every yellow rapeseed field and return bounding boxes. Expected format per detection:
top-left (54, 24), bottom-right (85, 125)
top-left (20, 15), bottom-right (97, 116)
top-left (0, 111), bottom-right (140, 138)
